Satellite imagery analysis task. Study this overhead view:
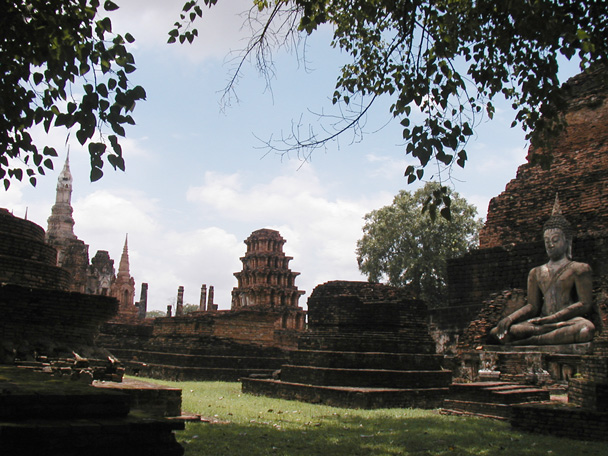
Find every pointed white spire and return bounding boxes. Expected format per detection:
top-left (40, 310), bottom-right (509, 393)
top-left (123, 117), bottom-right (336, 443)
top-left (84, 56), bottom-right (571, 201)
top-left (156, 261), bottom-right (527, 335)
top-left (47, 153), bottom-right (75, 239)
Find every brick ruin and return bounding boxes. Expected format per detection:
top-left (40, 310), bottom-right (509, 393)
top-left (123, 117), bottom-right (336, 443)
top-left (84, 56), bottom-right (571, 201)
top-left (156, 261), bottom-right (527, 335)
top-left (46, 156), bottom-right (140, 322)
top-left (32, 157), bottom-right (309, 380)
top-left (0, 208), bottom-right (118, 372)
top-left (0, 209), bottom-right (185, 454)
top-left (232, 228), bottom-right (305, 310)
top-left (242, 281), bottom-right (452, 409)
top-left (431, 66), bottom-right (608, 347)
top-left (434, 67), bottom-right (608, 441)
top-left (99, 228), bottom-right (307, 381)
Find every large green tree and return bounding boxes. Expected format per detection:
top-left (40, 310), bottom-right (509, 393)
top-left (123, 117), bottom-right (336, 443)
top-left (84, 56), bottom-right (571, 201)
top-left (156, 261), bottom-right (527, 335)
top-left (356, 183), bottom-right (483, 308)
top-left (1, 0), bottom-right (145, 189)
top-left (173, 0), bottom-right (608, 215)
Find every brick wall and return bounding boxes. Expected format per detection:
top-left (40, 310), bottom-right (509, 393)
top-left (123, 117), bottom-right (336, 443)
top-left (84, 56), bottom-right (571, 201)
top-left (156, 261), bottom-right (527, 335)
top-left (0, 209), bottom-right (70, 290)
top-left (0, 256), bottom-right (71, 291)
top-left (307, 281), bottom-right (427, 328)
top-left (480, 67), bottom-right (608, 249)
top-left (304, 281), bottom-right (436, 353)
top-left (511, 403), bottom-right (608, 441)
top-left (148, 309), bottom-right (294, 348)
top-left (0, 284), bottom-right (118, 356)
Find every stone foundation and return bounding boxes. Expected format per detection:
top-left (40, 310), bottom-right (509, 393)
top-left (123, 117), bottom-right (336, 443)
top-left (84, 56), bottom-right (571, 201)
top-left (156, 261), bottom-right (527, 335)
top-left (511, 403), bottom-right (608, 441)
top-left (242, 281), bottom-right (452, 408)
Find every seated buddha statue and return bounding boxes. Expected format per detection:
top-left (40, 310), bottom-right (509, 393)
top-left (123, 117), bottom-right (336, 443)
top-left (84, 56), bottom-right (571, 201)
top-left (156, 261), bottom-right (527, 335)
top-left (490, 199), bottom-right (600, 345)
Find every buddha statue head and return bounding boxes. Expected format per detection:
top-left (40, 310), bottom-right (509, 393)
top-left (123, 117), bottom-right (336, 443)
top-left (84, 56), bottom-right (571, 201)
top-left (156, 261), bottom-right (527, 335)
top-left (543, 195), bottom-right (573, 260)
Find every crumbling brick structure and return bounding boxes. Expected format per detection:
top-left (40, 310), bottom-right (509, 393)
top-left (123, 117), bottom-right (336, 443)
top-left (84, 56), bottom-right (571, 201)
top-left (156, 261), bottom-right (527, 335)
top-left (99, 229), bottom-right (307, 381)
top-left (0, 209), bottom-right (185, 456)
top-left (434, 68), bottom-right (608, 439)
top-left (242, 281), bottom-right (452, 409)
top-left (432, 67), bottom-right (608, 340)
top-left (46, 156), bottom-right (139, 322)
top-left (0, 208), bottom-right (119, 373)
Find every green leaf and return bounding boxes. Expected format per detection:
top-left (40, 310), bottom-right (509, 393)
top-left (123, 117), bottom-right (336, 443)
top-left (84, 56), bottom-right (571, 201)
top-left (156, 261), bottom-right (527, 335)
top-left (104, 1), bottom-right (119, 11)
top-left (90, 167), bottom-right (104, 182)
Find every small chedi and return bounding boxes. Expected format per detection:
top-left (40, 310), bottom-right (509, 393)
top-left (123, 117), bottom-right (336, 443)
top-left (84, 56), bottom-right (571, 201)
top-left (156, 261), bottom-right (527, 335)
top-left (490, 197), bottom-right (601, 346)
top-left (232, 228), bottom-right (305, 310)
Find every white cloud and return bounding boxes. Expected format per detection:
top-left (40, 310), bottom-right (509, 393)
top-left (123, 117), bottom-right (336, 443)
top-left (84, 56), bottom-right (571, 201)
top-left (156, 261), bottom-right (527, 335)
top-left (186, 165), bottom-right (393, 305)
top-left (471, 145), bottom-right (528, 174)
top-left (365, 153), bottom-right (410, 180)
top-left (109, 0), bottom-right (260, 63)
top-left (69, 188), bottom-right (243, 312)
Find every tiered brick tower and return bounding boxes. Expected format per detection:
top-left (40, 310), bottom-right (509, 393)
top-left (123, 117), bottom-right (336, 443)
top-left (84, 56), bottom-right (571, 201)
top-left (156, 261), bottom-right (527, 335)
top-left (231, 229), bottom-right (304, 310)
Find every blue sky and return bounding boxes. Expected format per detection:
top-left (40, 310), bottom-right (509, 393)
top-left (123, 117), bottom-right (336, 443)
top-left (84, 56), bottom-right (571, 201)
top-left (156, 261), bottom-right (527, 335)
top-left (0, 1), bottom-right (581, 312)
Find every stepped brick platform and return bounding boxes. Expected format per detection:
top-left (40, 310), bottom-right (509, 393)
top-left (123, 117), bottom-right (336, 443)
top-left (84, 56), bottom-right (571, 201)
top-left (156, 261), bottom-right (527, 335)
top-left (511, 334), bottom-right (608, 441)
top-left (441, 382), bottom-right (551, 420)
top-left (0, 367), bottom-right (184, 455)
top-left (111, 348), bottom-right (286, 381)
top-left (242, 377), bottom-right (450, 409)
top-left (242, 281), bottom-right (452, 408)
top-left (99, 313), bottom-right (295, 381)
top-left (101, 330), bottom-right (289, 381)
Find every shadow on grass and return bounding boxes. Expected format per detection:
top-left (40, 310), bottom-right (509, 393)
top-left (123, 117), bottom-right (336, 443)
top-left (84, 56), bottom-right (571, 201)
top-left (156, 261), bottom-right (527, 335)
top-left (177, 412), bottom-right (607, 456)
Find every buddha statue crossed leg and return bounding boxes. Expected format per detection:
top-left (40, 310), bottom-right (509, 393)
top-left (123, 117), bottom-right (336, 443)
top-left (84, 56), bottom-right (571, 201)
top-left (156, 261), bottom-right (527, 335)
top-left (490, 197), bottom-right (600, 345)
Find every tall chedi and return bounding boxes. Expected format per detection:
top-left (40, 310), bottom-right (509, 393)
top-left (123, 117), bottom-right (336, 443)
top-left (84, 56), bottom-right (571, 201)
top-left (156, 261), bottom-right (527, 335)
top-left (232, 229), bottom-right (305, 309)
top-left (47, 154), bottom-right (75, 240)
top-left (46, 155), bottom-right (90, 293)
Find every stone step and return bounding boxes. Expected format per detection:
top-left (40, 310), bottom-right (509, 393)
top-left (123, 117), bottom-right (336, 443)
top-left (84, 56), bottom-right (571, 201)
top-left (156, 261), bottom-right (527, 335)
top-left (290, 350), bottom-right (445, 370)
top-left (297, 333), bottom-right (435, 354)
top-left (94, 377), bottom-right (182, 417)
top-left (241, 377), bottom-right (449, 409)
top-left (441, 399), bottom-right (513, 420)
top-left (0, 415), bottom-right (184, 456)
top-left (0, 368), bottom-right (129, 421)
top-left (0, 367), bottom-right (184, 455)
top-left (280, 364), bottom-right (452, 388)
top-left (111, 348), bottom-right (286, 369)
top-left (124, 361), bottom-right (277, 382)
top-left (449, 382), bottom-right (550, 404)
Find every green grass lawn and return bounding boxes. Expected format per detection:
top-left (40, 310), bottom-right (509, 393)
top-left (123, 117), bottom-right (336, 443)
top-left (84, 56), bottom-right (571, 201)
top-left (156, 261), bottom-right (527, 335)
top-left (144, 379), bottom-right (608, 456)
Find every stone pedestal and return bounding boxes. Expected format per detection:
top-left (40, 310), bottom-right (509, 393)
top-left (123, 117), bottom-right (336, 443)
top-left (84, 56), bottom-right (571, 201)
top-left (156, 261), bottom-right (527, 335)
top-left (460, 344), bottom-right (593, 386)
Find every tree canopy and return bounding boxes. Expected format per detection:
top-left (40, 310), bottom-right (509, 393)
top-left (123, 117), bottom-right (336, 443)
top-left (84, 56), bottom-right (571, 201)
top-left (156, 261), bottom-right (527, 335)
top-left (356, 183), bottom-right (482, 308)
top-left (1, 0), bottom-right (145, 189)
top-left (173, 0), bottom-right (608, 215)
